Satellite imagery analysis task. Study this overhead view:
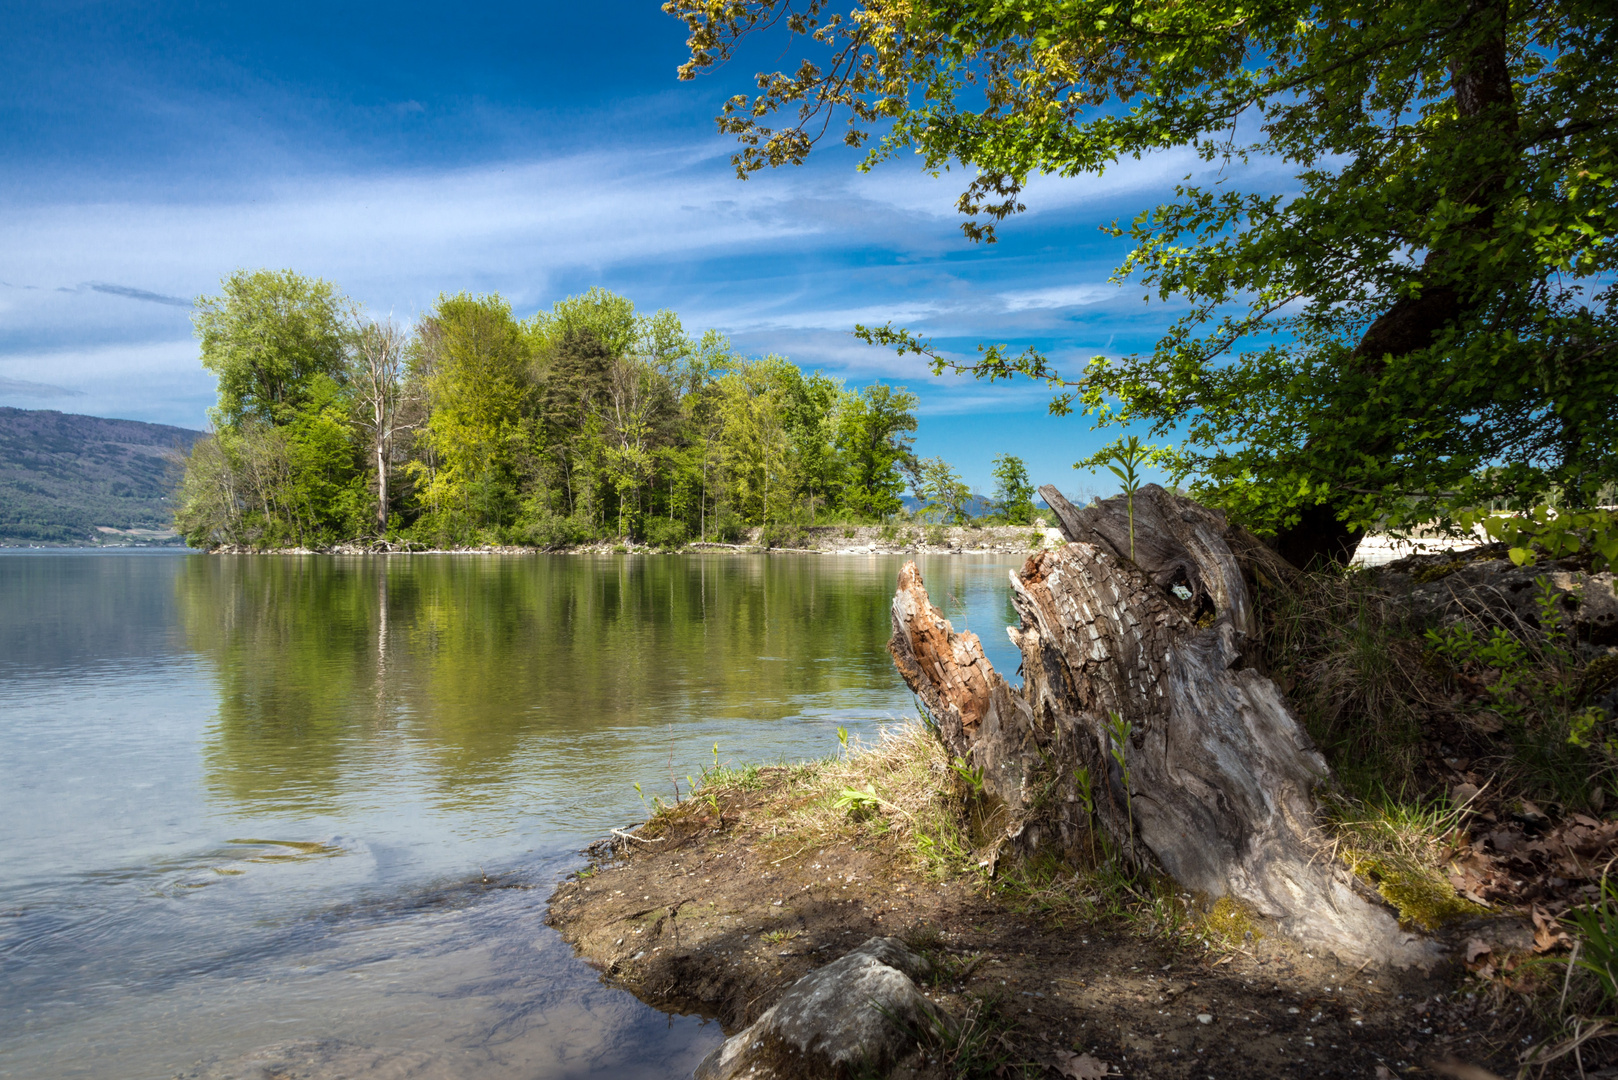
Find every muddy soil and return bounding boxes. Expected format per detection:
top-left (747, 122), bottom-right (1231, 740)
top-left (547, 791), bottom-right (1550, 1079)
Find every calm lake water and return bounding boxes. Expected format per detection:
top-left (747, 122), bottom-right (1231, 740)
top-left (0, 551), bottom-right (1024, 1080)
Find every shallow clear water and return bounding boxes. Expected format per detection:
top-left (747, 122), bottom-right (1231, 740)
top-left (0, 551), bottom-right (1023, 1080)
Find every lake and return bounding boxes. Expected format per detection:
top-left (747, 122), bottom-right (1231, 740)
top-left (0, 551), bottom-right (1025, 1080)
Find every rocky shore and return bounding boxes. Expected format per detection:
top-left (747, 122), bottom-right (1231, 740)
top-left (543, 535), bottom-right (1618, 1079)
top-left (201, 524), bottom-right (1064, 557)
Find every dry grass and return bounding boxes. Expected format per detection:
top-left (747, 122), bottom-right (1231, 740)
top-left (657, 722), bottom-right (1252, 957)
top-left (1261, 569), bottom-right (1439, 794)
top-left (647, 721), bottom-right (986, 876)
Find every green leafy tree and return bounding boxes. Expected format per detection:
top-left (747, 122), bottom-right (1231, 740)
top-left (410, 293), bottom-right (532, 538)
top-left (178, 270), bottom-right (366, 547)
top-left (914, 456), bottom-right (972, 524)
top-left (713, 359), bottom-right (797, 529)
top-left (667, 0), bottom-right (1618, 567)
top-left (834, 383), bottom-right (918, 519)
top-left (536, 326), bottom-right (616, 525)
top-left (603, 357), bottom-right (679, 537)
top-left (529, 286), bottom-right (639, 368)
top-left (990, 453), bottom-right (1035, 525)
top-left (179, 270), bottom-right (945, 549)
top-left (282, 374), bottom-right (370, 542)
top-left (768, 357), bottom-right (848, 521)
top-left (194, 269), bottom-right (351, 428)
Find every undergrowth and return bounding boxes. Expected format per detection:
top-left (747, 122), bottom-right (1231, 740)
top-left (1320, 789), bottom-right (1488, 931)
top-left (1269, 559), bottom-right (1618, 805)
top-left (1261, 569), bottom-right (1436, 795)
top-left (1265, 557), bottom-right (1618, 1064)
top-left (657, 723), bottom-right (1260, 957)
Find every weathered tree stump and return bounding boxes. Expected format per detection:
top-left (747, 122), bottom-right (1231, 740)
top-left (888, 484), bottom-right (1439, 967)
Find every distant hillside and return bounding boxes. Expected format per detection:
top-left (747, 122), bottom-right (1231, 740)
top-left (0, 407), bottom-right (204, 545)
top-left (899, 494), bottom-right (1058, 517)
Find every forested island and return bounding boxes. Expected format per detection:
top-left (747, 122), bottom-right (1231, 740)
top-left (172, 272), bottom-right (1036, 551)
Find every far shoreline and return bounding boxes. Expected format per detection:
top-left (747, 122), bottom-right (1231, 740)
top-left (189, 523), bottom-right (1065, 558)
top-left (3, 525), bottom-right (1496, 567)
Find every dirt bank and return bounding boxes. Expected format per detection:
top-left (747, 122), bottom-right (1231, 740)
top-left (546, 737), bottom-right (1550, 1079)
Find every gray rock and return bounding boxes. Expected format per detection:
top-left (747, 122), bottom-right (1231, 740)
top-left (694, 937), bottom-right (950, 1080)
top-left (1382, 553), bottom-right (1618, 648)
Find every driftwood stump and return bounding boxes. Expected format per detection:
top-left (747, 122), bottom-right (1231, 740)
top-left (888, 484), bottom-right (1439, 967)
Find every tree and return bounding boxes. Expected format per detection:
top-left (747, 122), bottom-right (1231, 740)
top-left (666, 0), bottom-right (1618, 566)
top-left (179, 269), bottom-right (942, 549)
top-left (529, 286), bottom-right (639, 369)
top-left (411, 293), bottom-right (531, 536)
top-left (537, 326), bottom-right (616, 523)
top-left (914, 456), bottom-right (972, 524)
top-left (348, 318), bottom-right (412, 535)
top-left (603, 357), bottom-right (678, 537)
top-left (990, 454), bottom-right (1035, 525)
top-left (714, 360), bottom-right (797, 530)
top-left (172, 431), bottom-right (244, 547)
top-left (194, 269), bottom-right (350, 428)
top-left (834, 383), bottom-right (918, 519)
top-left (179, 269), bottom-right (365, 548)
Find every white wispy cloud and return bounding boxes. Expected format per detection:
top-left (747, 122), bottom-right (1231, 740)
top-left (0, 341), bottom-right (210, 428)
top-left (998, 283), bottom-right (1117, 311)
top-left (0, 129), bottom-right (1232, 433)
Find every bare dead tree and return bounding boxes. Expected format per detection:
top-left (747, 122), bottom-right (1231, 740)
top-left (349, 318), bottom-right (413, 536)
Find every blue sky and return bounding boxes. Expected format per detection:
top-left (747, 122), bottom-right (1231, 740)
top-left (0, 0), bottom-right (1238, 496)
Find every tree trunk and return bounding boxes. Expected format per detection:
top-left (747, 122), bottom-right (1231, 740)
top-left (376, 439), bottom-right (389, 535)
top-left (1272, 0), bottom-right (1516, 568)
top-left (888, 483), bottom-right (1439, 968)
top-left (1273, 502), bottom-right (1362, 571)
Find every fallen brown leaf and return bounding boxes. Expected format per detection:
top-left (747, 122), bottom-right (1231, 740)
top-left (1053, 1049), bottom-right (1112, 1079)
top-left (1531, 905), bottom-right (1570, 953)
top-left (1427, 1056), bottom-right (1505, 1080)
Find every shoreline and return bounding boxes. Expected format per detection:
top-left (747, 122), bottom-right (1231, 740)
top-left (14, 527), bottom-right (1519, 569)
top-left (192, 524), bottom-right (1067, 557)
top-left (545, 729), bottom-right (1535, 1080)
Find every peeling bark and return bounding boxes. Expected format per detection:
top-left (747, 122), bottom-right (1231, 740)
top-left (889, 484), bottom-right (1440, 968)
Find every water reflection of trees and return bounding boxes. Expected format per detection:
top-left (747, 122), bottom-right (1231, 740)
top-left (181, 554), bottom-right (1009, 814)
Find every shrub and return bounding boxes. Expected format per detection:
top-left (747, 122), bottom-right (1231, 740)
top-left (642, 517), bottom-right (689, 550)
top-left (762, 521), bottom-right (807, 549)
top-left (519, 511), bottom-right (591, 549)
top-left (712, 509), bottom-right (745, 543)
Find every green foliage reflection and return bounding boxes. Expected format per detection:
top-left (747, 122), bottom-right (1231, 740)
top-left (180, 555), bottom-right (985, 814)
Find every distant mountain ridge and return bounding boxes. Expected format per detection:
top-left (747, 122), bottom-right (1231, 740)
top-left (0, 407), bottom-right (204, 545)
top-left (899, 493), bottom-right (1055, 517)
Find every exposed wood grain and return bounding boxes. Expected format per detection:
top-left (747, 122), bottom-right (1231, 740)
top-left (889, 485), bottom-right (1439, 967)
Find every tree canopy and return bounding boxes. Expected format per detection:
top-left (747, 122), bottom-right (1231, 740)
top-left (666, 0), bottom-right (1618, 564)
top-left (176, 272), bottom-right (948, 549)
top-left (195, 268), bottom-right (350, 428)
